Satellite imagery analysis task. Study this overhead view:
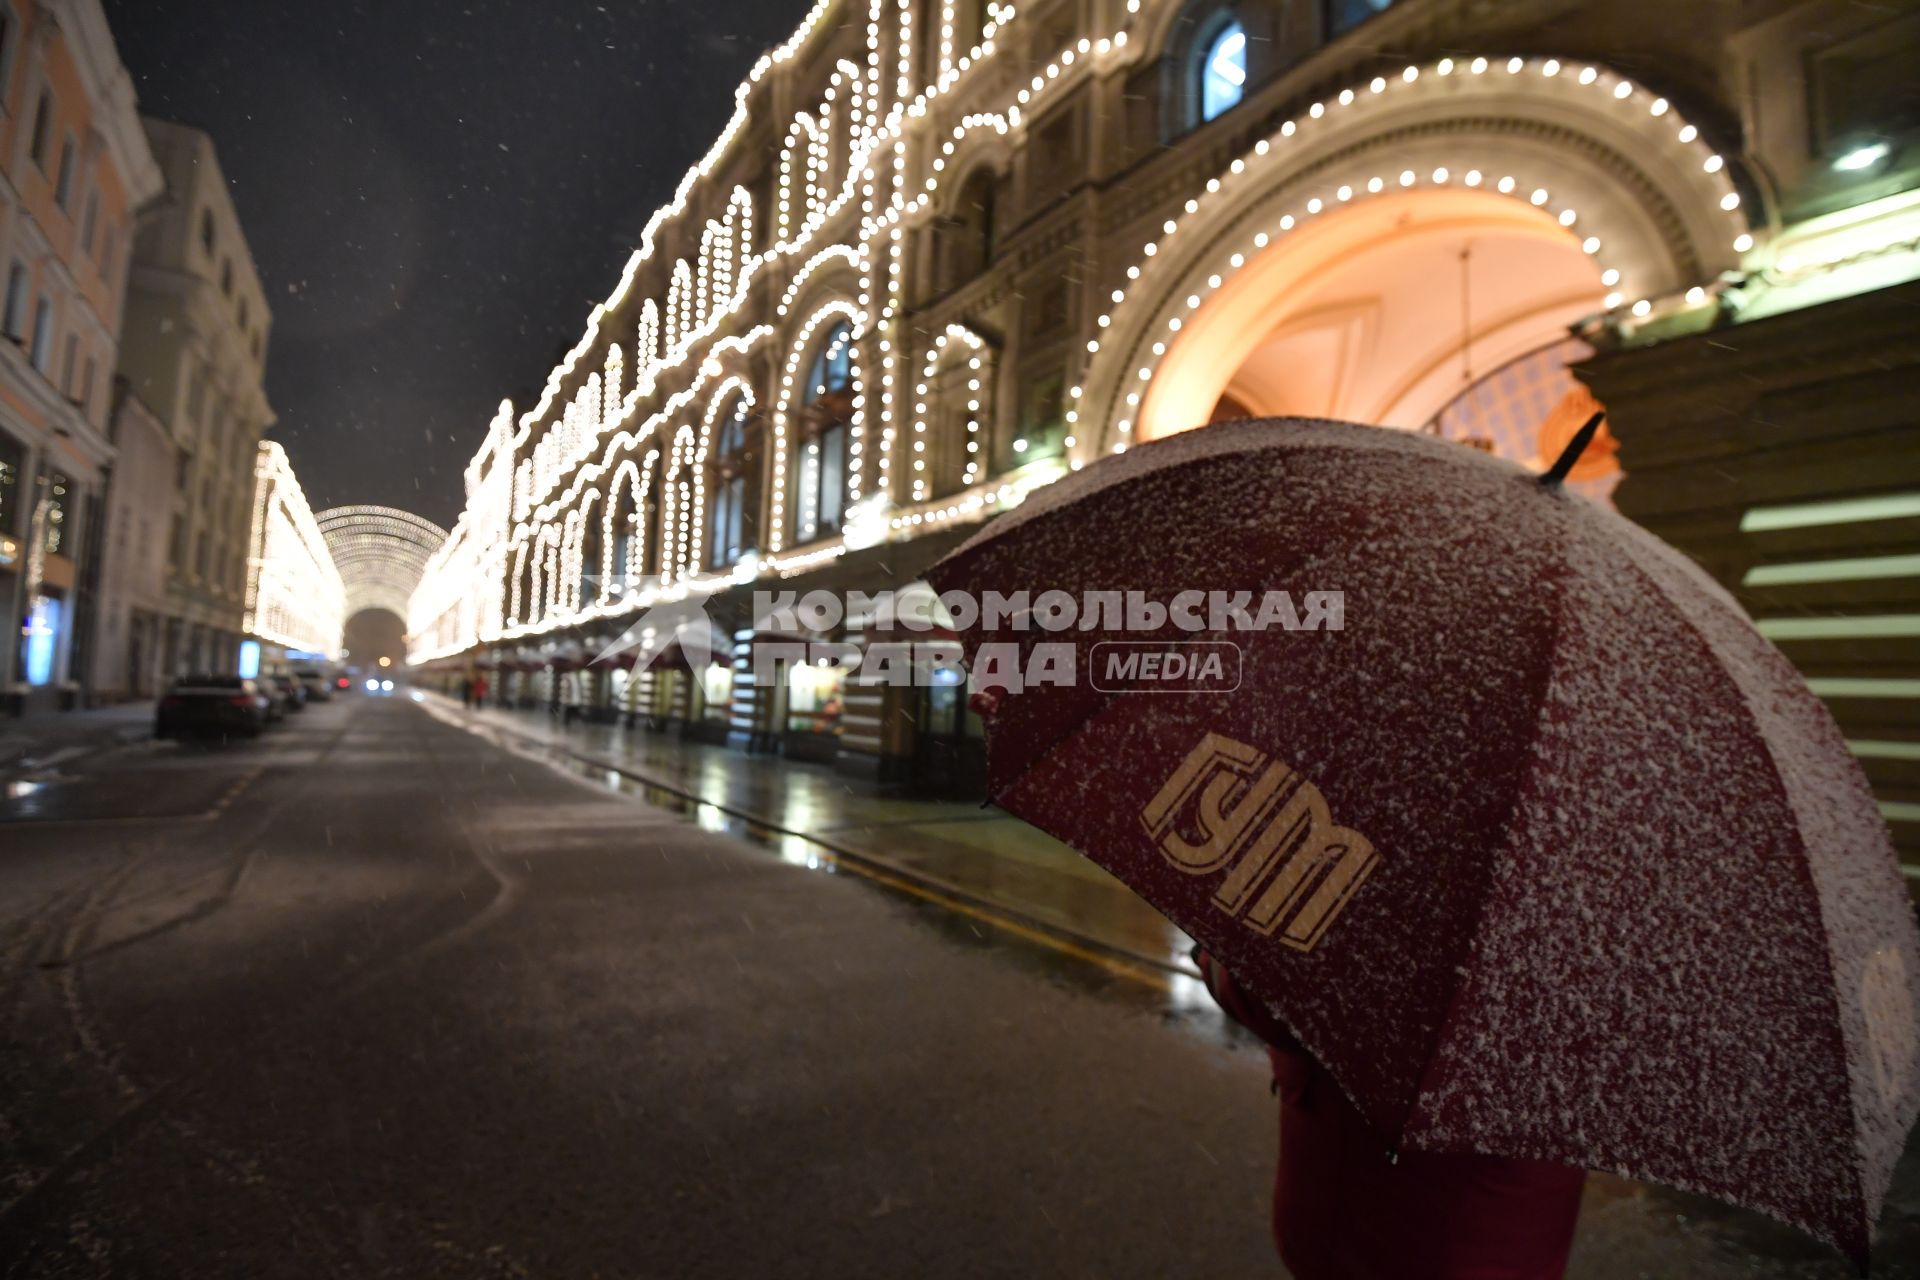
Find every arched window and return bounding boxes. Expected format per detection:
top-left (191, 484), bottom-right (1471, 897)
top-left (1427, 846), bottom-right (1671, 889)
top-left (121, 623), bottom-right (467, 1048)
top-left (792, 321), bottom-right (853, 543)
top-left (517, 544), bottom-right (539, 625)
top-left (708, 396), bottom-right (755, 568)
top-left (916, 327), bottom-right (993, 502)
top-left (610, 474), bottom-right (640, 594)
top-left (577, 500), bottom-right (603, 607)
top-left (541, 535), bottom-right (561, 619)
top-left (1198, 17), bottom-right (1247, 122)
top-left (641, 469), bottom-right (664, 578)
top-left (935, 168), bottom-right (998, 294)
top-left (810, 323), bottom-right (852, 396)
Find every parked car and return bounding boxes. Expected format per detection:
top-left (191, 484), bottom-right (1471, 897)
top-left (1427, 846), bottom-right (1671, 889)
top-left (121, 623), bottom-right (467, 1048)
top-left (268, 673), bottom-right (307, 711)
top-left (155, 676), bottom-right (271, 739)
top-left (291, 663), bottom-right (334, 702)
top-left (259, 677), bottom-right (293, 722)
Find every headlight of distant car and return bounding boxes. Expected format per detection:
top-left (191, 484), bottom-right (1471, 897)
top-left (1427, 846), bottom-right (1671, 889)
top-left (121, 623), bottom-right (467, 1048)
top-left (365, 678), bottom-right (380, 692)
top-left (381, 679), bottom-right (394, 692)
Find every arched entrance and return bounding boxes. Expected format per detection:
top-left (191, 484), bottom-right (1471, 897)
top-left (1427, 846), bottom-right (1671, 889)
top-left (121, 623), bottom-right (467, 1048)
top-left (1144, 189), bottom-right (1598, 432)
top-left (1075, 55), bottom-right (1758, 495)
top-left (1138, 188), bottom-right (1622, 492)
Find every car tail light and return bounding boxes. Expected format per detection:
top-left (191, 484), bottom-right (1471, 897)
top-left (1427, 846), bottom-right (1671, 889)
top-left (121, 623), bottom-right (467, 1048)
top-left (336, 677), bottom-right (349, 688)
top-left (161, 696), bottom-right (183, 708)
top-left (229, 695), bottom-right (256, 708)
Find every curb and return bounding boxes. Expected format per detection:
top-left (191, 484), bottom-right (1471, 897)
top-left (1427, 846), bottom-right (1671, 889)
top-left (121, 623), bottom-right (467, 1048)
top-left (429, 700), bottom-right (1197, 987)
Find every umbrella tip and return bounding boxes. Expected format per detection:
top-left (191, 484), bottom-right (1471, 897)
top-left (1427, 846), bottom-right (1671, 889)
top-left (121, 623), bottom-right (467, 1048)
top-left (1539, 411), bottom-right (1607, 487)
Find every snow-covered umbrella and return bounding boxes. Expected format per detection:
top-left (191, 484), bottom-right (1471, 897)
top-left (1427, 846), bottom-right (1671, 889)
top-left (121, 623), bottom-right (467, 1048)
top-left (927, 417), bottom-right (1920, 1264)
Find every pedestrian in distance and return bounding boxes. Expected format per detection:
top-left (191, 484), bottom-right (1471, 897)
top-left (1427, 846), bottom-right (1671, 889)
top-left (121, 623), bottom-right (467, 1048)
top-left (459, 675), bottom-right (473, 708)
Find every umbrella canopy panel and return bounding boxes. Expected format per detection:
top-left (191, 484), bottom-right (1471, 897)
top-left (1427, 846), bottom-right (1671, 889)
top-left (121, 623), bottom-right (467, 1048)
top-left (929, 418), bottom-right (1920, 1261)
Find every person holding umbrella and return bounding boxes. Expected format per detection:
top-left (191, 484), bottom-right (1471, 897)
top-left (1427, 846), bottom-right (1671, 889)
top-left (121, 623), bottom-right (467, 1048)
top-left (928, 415), bottom-right (1920, 1272)
top-left (1196, 944), bottom-right (1586, 1277)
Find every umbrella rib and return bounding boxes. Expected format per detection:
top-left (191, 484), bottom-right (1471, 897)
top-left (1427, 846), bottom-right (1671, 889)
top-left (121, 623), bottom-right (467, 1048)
top-left (1395, 568), bottom-right (1569, 1154)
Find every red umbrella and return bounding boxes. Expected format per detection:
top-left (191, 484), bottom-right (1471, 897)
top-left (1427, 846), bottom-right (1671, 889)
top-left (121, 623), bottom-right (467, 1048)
top-left (927, 417), bottom-right (1920, 1264)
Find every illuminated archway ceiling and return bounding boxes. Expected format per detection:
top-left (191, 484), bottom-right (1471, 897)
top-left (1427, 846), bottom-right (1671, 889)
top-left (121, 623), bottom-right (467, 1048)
top-left (1140, 190), bottom-right (1605, 445)
top-left (316, 506), bottom-right (449, 622)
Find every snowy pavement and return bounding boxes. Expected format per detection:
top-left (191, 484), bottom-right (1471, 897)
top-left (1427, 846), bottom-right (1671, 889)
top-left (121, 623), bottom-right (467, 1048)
top-left (0, 693), bottom-right (1911, 1276)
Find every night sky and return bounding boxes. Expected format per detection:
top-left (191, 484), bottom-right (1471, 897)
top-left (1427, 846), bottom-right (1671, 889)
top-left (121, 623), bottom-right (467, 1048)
top-left (102, 0), bottom-right (808, 529)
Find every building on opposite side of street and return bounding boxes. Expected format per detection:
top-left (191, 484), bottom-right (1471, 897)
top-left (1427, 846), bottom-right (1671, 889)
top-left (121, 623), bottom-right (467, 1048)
top-left (86, 378), bottom-right (170, 700)
top-left (243, 440), bottom-right (345, 673)
top-left (0, 0), bottom-right (162, 713)
top-left (404, 0), bottom-right (1920, 889)
top-left (115, 116), bottom-right (273, 685)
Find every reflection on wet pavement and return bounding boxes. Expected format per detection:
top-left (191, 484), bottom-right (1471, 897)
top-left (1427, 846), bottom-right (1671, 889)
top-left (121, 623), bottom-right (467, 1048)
top-left (424, 699), bottom-right (1230, 1037)
top-left (430, 699), bottom-right (1199, 978)
top-left (429, 697), bottom-right (1920, 1276)
top-left (0, 749), bottom-right (247, 823)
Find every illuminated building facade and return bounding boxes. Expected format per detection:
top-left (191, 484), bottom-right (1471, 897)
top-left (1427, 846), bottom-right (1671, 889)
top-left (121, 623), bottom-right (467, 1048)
top-left (244, 441), bottom-right (345, 665)
top-left (0, 0), bottom-right (161, 711)
top-left (117, 117), bottom-right (275, 683)
top-left (407, 0), bottom-right (1920, 878)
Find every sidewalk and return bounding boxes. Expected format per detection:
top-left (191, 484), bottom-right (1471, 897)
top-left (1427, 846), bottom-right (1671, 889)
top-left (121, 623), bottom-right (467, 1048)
top-left (0, 700), bottom-right (154, 773)
top-left (429, 694), bottom-right (1197, 978)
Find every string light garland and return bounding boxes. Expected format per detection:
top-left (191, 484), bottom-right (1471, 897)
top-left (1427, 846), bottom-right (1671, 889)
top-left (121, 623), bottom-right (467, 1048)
top-left (409, 3), bottom-right (1756, 667)
top-left (317, 504), bottom-right (447, 629)
top-left (1069, 52), bottom-right (1753, 459)
top-left (911, 325), bottom-right (990, 500)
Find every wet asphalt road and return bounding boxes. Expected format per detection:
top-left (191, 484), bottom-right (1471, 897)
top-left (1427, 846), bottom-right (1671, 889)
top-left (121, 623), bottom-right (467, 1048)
top-left (0, 693), bottom-right (1912, 1278)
